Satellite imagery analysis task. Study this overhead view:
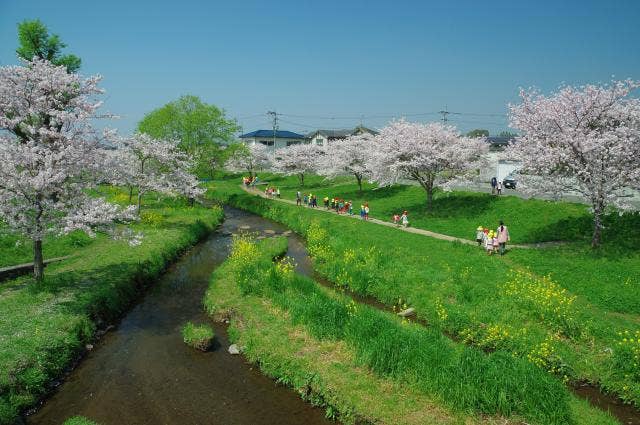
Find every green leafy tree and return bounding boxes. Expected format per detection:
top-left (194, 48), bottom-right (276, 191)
top-left (466, 129), bottom-right (489, 138)
top-left (138, 95), bottom-right (240, 178)
top-left (16, 19), bottom-right (81, 72)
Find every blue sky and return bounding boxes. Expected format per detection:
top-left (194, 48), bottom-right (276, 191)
top-left (1, 0), bottom-right (639, 136)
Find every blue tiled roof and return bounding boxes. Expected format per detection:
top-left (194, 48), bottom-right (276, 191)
top-left (239, 129), bottom-right (306, 139)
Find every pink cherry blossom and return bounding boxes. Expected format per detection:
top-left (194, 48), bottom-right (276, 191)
top-left (270, 143), bottom-right (322, 186)
top-left (507, 80), bottom-right (640, 247)
top-left (316, 133), bottom-right (373, 192)
top-left (108, 133), bottom-right (204, 212)
top-left (225, 143), bottom-right (271, 177)
top-left (368, 120), bottom-right (488, 209)
top-left (0, 59), bottom-right (137, 279)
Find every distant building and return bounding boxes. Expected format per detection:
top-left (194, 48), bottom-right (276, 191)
top-left (306, 126), bottom-right (378, 147)
top-left (239, 129), bottom-right (308, 151)
top-left (480, 136), bottom-right (521, 182)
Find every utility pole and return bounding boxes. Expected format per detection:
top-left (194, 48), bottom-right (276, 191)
top-left (267, 110), bottom-right (278, 147)
top-left (439, 107), bottom-right (449, 123)
top-left (438, 107), bottom-right (460, 124)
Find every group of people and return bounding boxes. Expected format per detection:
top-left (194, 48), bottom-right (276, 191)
top-left (295, 192), bottom-right (372, 220)
top-left (475, 221), bottom-right (510, 255)
top-left (324, 197), bottom-right (354, 214)
top-left (296, 191), bottom-right (318, 207)
top-left (242, 176), bottom-right (258, 186)
top-left (490, 177), bottom-right (503, 195)
top-left (392, 211), bottom-right (409, 227)
top-left (264, 186), bottom-right (280, 198)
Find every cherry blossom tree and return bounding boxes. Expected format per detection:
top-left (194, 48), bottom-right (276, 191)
top-left (270, 143), bottom-right (322, 186)
top-left (368, 120), bottom-right (488, 209)
top-left (224, 142), bottom-right (271, 177)
top-left (317, 133), bottom-right (372, 193)
top-left (0, 59), bottom-right (137, 280)
top-left (507, 80), bottom-right (640, 248)
top-left (109, 133), bottom-right (204, 213)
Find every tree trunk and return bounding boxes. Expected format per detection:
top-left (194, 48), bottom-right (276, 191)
top-left (128, 187), bottom-right (134, 204)
top-left (137, 192), bottom-right (143, 214)
top-left (355, 174), bottom-right (363, 193)
top-left (299, 173), bottom-right (304, 186)
top-left (33, 239), bottom-right (44, 281)
top-left (591, 202), bottom-right (604, 248)
top-left (426, 188), bottom-right (434, 210)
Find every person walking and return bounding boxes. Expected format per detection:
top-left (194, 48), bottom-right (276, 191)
top-left (364, 203), bottom-right (370, 220)
top-left (401, 210), bottom-right (409, 227)
top-left (475, 226), bottom-right (484, 246)
top-left (490, 176), bottom-right (497, 195)
top-left (496, 181), bottom-right (503, 196)
top-left (496, 221), bottom-right (510, 255)
top-left (296, 191), bottom-right (301, 206)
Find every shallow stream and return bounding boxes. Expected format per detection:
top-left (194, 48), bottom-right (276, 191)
top-left (27, 207), bottom-right (331, 425)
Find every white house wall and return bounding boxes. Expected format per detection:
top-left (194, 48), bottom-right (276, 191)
top-left (245, 138), bottom-right (308, 151)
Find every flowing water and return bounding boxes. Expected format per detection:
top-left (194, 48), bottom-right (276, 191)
top-left (26, 207), bottom-right (331, 425)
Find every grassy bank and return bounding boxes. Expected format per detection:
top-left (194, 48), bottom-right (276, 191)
top-left (250, 173), bottom-right (640, 248)
top-left (0, 191), bottom-right (224, 424)
top-left (204, 234), bottom-right (616, 424)
top-left (206, 178), bottom-right (640, 415)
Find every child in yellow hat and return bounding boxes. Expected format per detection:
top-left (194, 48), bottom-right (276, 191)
top-left (485, 230), bottom-right (495, 255)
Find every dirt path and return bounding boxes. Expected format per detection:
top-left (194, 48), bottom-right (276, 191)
top-left (241, 185), bottom-right (562, 250)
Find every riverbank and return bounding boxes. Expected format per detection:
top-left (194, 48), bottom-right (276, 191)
top-left (0, 194), bottom-right (224, 424)
top-left (206, 178), bottom-right (640, 422)
top-left (205, 234), bottom-right (617, 424)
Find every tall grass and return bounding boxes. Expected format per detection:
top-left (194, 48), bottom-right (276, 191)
top-left (222, 235), bottom-right (572, 424)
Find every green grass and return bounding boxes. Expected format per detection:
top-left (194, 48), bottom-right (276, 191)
top-left (206, 177), bottom-right (640, 416)
top-left (62, 416), bottom-right (99, 425)
top-left (204, 234), bottom-right (617, 425)
top-left (252, 172), bottom-right (640, 248)
top-left (181, 322), bottom-right (215, 351)
top-left (0, 189), bottom-right (224, 424)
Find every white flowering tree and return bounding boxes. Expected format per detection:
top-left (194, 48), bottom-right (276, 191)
top-left (0, 59), bottom-right (137, 280)
top-left (368, 120), bottom-right (488, 209)
top-left (317, 133), bottom-right (372, 193)
top-left (507, 80), bottom-right (640, 248)
top-left (109, 133), bottom-right (203, 213)
top-left (224, 143), bottom-right (271, 177)
top-left (271, 143), bottom-right (322, 186)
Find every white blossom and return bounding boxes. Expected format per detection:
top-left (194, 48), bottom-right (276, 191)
top-left (506, 80), bottom-right (640, 247)
top-left (316, 133), bottom-right (373, 192)
top-left (224, 143), bottom-right (271, 176)
top-left (270, 143), bottom-right (322, 186)
top-left (0, 59), bottom-right (137, 278)
top-left (108, 133), bottom-right (204, 211)
top-left (368, 120), bottom-right (488, 208)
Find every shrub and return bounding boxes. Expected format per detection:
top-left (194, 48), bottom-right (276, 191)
top-left (181, 322), bottom-right (215, 351)
top-left (501, 270), bottom-right (580, 338)
top-left (63, 416), bottom-right (99, 425)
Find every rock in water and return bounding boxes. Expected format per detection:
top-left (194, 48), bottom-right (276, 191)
top-left (228, 344), bottom-right (241, 355)
top-left (264, 229), bottom-right (276, 234)
top-left (283, 230), bottom-right (292, 236)
top-left (398, 307), bottom-right (415, 317)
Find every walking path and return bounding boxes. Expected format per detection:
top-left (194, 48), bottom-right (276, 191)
top-left (241, 185), bottom-right (560, 249)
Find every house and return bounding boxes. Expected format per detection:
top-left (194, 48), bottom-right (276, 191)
top-left (306, 125), bottom-right (378, 147)
top-left (239, 129), bottom-right (308, 151)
